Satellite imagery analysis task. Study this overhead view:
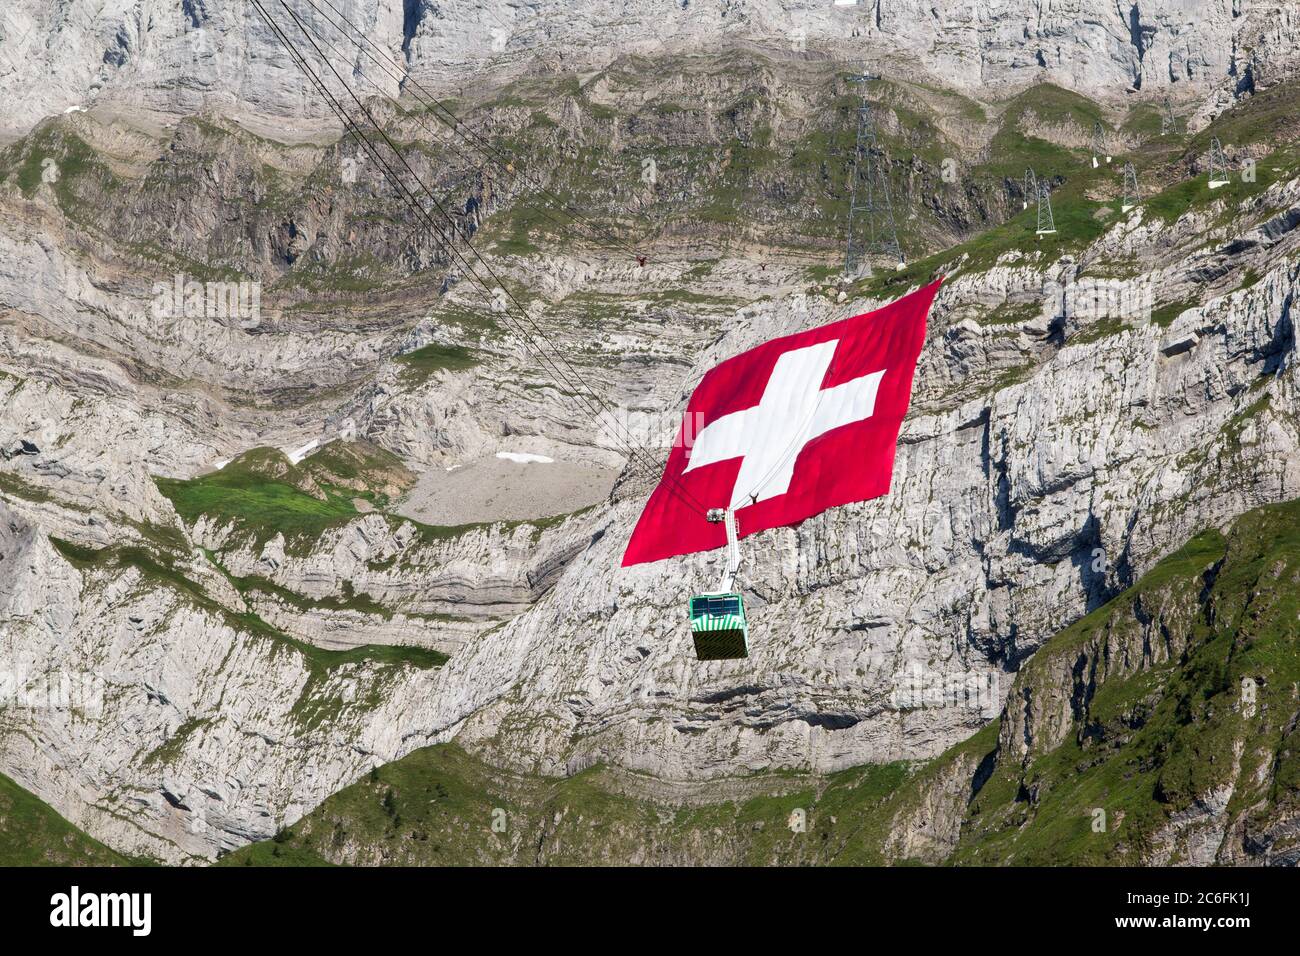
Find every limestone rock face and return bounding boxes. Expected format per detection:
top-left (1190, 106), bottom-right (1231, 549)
top-left (3, 0), bottom-right (1298, 138)
top-left (0, 500), bottom-right (451, 861)
top-left (446, 256), bottom-right (1300, 781)
top-left (5, 237), bottom-right (1299, 860)
top-left (3, 4), bottom-right (1300, 865)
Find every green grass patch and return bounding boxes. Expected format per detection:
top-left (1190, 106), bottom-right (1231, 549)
top-left (0, 123), bottom-right (118, 216)
top-left (229, 572), bottom-right (396, 620)
top-left (155, 450), bottom-right (359, 553)
top-left (952, 501), bottom-right (1300, 863)
top-left (0, 772), bottom-right (132, 866)
top-left (219, 742), bottom-right (918, 867)
top-left (1150, 297), bottom-right (1194, 328)
top-left (395, 343), bottom-right (478, 384)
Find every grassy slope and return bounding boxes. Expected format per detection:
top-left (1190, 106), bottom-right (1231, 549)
top-left (155, 448), bottom-right (361, 553)
top-left (155, 445), bottom-right (589, 571)
top-left (861, 75), bottom-right (1300, 299)
top-left (223, 498), bottom-right (1300, 866)
top-left (6, 69), bottom-right (1295, 304)
top-left (952, 501), bottom-right (1300, 865)
top-left (0, 771), bottom-right (131, 866)
top-left (395, 343), bottom-right (478, 385)
top-left (218, 742), bottom-right (915, 866)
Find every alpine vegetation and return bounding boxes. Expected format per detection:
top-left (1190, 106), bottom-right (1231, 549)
top-left (0, 0), bottom-right (1298, 886)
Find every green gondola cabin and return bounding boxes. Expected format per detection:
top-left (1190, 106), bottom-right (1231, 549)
top-left (689, 592), bottom-right (749, 660)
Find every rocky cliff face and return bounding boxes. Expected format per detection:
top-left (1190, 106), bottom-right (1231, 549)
top-left (220, 497), bottom-right (1300, 867)
top-left (2, 12), bottom-right (1300, 863)
top-left (903, 498), bottom-right (1300, 866)
top-left (445, 250), bottom-right (1300, 782)
top-left (3, 0), bottom-right (1298, 139)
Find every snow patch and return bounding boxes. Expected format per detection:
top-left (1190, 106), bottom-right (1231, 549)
top-left (286, 438), bottom-right (320, 465)
top-left (496, 452), bottom-right (554, 464)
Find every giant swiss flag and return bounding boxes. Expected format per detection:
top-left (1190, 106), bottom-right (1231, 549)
top-left (622, 279), bottom-right (940, 566)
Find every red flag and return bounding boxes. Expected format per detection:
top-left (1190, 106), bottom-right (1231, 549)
top-left (622, 279), bottom-right (939, 567)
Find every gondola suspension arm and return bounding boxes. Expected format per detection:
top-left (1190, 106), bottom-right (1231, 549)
top-left (707, 507), bottom-right (741, 594)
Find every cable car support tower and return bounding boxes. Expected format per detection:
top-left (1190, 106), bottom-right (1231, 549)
top-left (1091, 122), bottom-right (1111, 167)
top-left (1208, 137), bottom-right (1230, 189)
top-left (843, 70), bottom-right (904, 278)
top-left (1036, 178), bottom-right (1057, 235)
top-left (1121, 162), bottom-right (1140, 212)
top-left (1161, 96), bottom-right (1179, 135)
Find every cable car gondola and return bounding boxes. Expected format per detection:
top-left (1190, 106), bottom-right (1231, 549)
top-left (688, 508), bottom-right (748, 660)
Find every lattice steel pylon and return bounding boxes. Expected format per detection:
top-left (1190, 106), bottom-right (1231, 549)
top-left (1091, 122), bottom-right (1111, 167)
top-left (843, 70), bottom-right (904, 277)
top-left (1208, 136), bottom-right (1230, 189)
top-left (1036, 179), bottom-right (1057, 234)
top-left (1022, 167), bottom-right (1038, 210)
top-left (1121, 161), bottom-right (1140, 212)
top-left (1161, 96), bottom-right (1179, 136)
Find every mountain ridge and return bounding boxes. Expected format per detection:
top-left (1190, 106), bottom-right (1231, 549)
top-left (2, 0), bottom-right (1296, 140)
top-left (2, 23), bottom-right (1300, 863)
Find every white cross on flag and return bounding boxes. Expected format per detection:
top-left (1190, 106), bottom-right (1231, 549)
top-left (622, 279), bottom-right (939, 566)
